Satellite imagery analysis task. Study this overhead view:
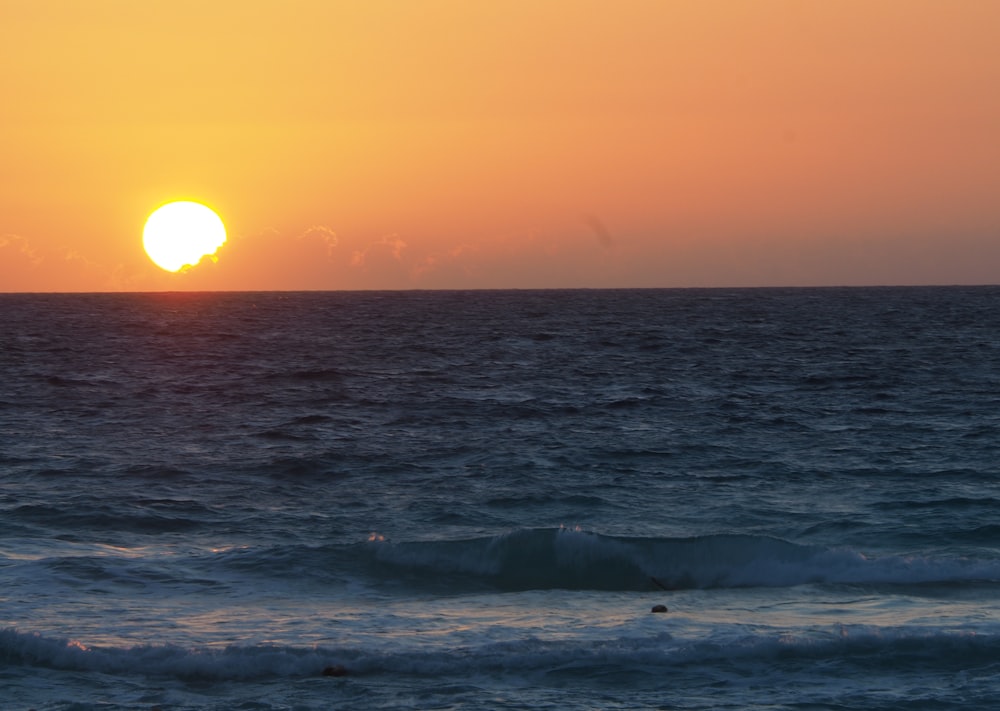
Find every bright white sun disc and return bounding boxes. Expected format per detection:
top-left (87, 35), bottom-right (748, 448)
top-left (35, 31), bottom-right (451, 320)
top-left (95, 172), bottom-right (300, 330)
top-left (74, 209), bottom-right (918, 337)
top-left (143, 201), bottom-right (227, 272)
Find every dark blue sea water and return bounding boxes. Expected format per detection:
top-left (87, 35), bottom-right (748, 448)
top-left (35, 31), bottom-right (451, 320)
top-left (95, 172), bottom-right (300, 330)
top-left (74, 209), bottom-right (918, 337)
top-left (3, 287), bottom-right (1000, 710)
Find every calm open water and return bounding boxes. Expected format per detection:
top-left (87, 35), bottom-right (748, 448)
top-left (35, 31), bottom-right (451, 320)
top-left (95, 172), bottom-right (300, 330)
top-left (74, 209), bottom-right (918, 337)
top-left (2, 287), bottom-right (1000, 710)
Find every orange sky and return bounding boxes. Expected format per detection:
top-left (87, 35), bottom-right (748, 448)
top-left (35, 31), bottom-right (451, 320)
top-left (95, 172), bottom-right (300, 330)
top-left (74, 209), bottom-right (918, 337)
top-left (3, 0), bottom-right (999, 291)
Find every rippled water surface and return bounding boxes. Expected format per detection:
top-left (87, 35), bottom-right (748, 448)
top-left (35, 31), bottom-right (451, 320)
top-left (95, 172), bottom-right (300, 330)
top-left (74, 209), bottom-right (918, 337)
top-left (3, 287), bottom-right (1000, 709)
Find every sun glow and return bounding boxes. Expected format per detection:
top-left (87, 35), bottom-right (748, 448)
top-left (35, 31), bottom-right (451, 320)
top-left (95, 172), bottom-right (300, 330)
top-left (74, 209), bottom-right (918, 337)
top-left (143, 201), bottom-right (227, 272)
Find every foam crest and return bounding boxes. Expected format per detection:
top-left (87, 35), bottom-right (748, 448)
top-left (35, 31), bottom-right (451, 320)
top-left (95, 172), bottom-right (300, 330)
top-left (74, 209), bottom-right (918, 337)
top-left (4, 625), bottom-right (999, 681)
top-left (0, 628), bottom-right (332, 680)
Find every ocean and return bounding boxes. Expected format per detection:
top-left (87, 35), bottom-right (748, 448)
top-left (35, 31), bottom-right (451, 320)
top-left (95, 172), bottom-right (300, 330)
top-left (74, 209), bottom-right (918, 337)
top-left (2, 286), bottom-right (1000, 710)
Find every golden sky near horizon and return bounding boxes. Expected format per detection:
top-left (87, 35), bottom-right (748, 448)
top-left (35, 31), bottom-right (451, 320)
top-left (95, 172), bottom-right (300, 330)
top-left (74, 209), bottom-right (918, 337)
top-left (2, 0), bottom-right (1000, 291)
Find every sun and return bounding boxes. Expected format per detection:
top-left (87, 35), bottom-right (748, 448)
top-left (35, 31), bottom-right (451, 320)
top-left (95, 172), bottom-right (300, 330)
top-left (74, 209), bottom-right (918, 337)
top-left (143, 201), bottom-right (227, 272)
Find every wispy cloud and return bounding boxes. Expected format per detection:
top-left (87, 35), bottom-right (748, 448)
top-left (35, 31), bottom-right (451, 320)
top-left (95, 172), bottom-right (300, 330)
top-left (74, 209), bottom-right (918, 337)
top-left (350, 234), bottom-right (406, 268)
top-left (0, 233), bottom-right (115, 291)
top-left (298, 225), bottom-right (338, 256)
top-left (0, 233), bottom-right (43, 266)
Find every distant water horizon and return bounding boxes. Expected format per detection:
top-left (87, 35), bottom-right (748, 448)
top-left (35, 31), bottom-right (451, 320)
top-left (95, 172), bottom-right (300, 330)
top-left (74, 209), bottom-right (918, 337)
top-left (5, 281), bottom-right (1000, 295)
top-left (3, 286), bottom-right (1000, 709)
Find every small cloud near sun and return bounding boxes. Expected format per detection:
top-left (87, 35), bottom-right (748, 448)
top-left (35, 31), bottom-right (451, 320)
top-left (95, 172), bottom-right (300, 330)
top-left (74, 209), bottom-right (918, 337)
top-left (0, 233), bottom-right (114, 292)
top-left (350, 234), bottom-right (407, 269)
top-left (0, 233), bottom-right (43, 266)
top-left (298, 225), bottom-right (338, 256)
top-left (163, 217), bottom-right (629, 291)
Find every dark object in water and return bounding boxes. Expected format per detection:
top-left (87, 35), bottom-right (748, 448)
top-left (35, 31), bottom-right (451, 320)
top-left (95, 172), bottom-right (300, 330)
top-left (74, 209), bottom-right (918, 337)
top-left (651, 604), bottom-right (668, 613)
top-left (323, 665), bottom-right (349, 677)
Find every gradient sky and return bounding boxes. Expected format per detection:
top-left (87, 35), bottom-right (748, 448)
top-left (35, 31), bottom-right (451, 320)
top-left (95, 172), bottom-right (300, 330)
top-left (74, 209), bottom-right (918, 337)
top-left (3, 0), bottom-right (999, 291)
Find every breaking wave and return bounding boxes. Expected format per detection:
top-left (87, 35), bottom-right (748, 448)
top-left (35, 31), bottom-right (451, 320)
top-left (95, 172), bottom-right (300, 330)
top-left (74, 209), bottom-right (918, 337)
top-left (3, 624), bottom-right (998, 682)
top-left (357, 528), bottom-right (1000, 592)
